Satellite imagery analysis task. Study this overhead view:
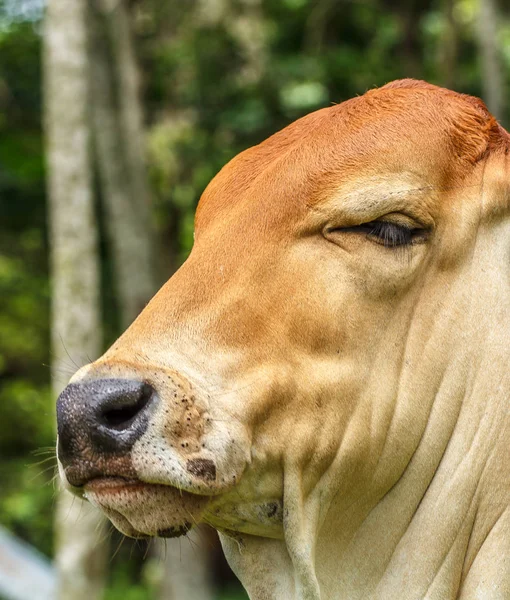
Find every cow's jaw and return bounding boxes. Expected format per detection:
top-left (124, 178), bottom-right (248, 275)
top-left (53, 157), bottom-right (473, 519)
top-left (83, 479), bottom-right (208, 539)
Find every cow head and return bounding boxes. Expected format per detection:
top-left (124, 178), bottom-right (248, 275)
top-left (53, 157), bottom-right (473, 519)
top-left (57, 80), bottom-right (510, 599)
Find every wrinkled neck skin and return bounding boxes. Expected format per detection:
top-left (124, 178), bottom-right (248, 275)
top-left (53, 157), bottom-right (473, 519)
top-left (221, 361), bottom-right (508, 600)
top-left (214, 244), bottom-right (509, 600)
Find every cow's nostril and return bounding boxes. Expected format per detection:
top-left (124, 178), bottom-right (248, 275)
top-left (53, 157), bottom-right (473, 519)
top-left (57, 379), bottom-right (157, 469)
top-left (100, 384), bottom-right (153, 430)
top-left (102, 404), bottom-right (143, 428)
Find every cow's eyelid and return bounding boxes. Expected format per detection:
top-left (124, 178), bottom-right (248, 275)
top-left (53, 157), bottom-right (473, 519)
top-left (326, 219), bottom-right (430, 248)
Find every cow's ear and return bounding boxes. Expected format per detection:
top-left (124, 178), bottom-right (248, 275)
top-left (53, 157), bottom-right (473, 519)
top-left (378, 80), bottom-right (507, 167)
top-left (461, 102), bottom-right (510, 218)
top-left (482, 147), bottom-right (510, 219)
top-left (445, 94), bottom-right (507, 167)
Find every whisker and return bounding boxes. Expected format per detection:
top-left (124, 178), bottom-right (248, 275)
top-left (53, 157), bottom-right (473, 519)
top-left (110, 535), bottom-right (126, 563)
top-left (184, 507), bottom-right (199, 528)
top-left (75, 498), bottom-right (84, 524)
top-left (51, 473), bottom-right (60, 493)
top-left (185, 533), bottom-right (199, 559)
top-left (57, 336), bottom-right (81, 370)
top-left (184, 511), bottom-right (214, 551)
top-left (46, 352), bottom-right (82, 373)
top-left (63, 494), bottom-right (76, 523)
top-left (30, 455), bottom-right (57, 467)
top-left (143, 538), bottom-right (152, 561)
top-left (32, 446), bottom-right (57, 456)
top-left (49, 472), bottom-right (60, 486)
top-left (207, 376), bottom-right (264, 400)
top-left (95, 516), bottom-right (107, 536)
top-left (29, 464), bottom-right (57, 482)
top-left (42, 363), bottom-right (76, 376)
top-left (193, 525), bottom-right (214, 550)
top-left (95, 523), bottom-right (113, 547)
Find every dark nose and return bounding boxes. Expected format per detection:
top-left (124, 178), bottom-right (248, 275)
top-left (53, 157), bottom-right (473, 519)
top-left (57, 379), bottom-right (156, 478)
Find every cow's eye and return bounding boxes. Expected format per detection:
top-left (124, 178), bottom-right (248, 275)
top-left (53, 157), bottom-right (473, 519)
top-left (358, 221), bottom-right (426, 247)
top-left (331, 220), bottom-right (428, 248)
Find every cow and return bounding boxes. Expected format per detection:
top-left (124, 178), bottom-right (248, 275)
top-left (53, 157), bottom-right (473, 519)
top-left (56, 79), bottom-right (510, 600)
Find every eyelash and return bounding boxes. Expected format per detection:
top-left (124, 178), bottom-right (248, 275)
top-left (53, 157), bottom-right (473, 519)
top-left (335, 221), bottom-right (427, 248)
top-left (362, 221), bottom-right (421, 247)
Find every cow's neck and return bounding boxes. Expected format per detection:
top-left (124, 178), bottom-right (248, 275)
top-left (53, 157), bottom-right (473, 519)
top-left (315, 367), bottom-right (505, 600)
top-left (220, 362), bottom-right (507, 600)
top-left (311, 397), bottom-right (505, 600)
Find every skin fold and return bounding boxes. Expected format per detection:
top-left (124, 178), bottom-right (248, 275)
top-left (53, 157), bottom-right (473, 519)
top-left (57, 79), bottom-right (510, 599)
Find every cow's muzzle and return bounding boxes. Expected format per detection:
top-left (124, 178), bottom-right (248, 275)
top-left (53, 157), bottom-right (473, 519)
top-left (57, 378), bottom-right (157, 487)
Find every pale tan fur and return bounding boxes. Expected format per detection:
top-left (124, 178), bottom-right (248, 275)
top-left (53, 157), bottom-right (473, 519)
top-left (63, 80), bottom-right (510, 599)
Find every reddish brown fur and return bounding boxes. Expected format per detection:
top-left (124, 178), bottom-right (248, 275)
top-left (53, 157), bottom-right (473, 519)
top-left (196, 79), bottom-right (508, 233)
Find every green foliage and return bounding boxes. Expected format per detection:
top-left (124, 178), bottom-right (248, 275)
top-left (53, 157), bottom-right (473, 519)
top-left (0, 456), bottom-right (55, 556)
top-left (217, 588), bottom-right (249, 600)
top-left (104, 566), bottom-right (153, 600)
top-left (0, 3), bottom-right (54, 566)
top-left (144, 0), bottom-right (508, 267)
top-left (0, 0), bottom-right (509, 595)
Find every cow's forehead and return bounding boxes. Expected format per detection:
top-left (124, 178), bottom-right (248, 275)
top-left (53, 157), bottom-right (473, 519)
top-left (195, 81), bottom-right (508, 231)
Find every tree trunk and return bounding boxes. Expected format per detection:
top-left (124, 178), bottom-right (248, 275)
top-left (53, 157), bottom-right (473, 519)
top-left (304, 0), bottom-right (337, 53)
top-left (97, 0), bottom-right (155, 323)
top-left (102, 0), bottom-right (151, 212)
top-left (44, 1), bottom-right (108, 598)
top-left (476, 0), bottom-right (504, 120)
top-left (196, 0), bottom-right (267, 85)
top-left (439, 0), bottom-right (457, 89)
top-left (89, 0), bottom-right (154, 327)
top-left (88, 3), bottom-right (215, 599)
top-left (154, 530), bottom-right (215, 600)
top-left (228, 0), bottom-right (267, 85)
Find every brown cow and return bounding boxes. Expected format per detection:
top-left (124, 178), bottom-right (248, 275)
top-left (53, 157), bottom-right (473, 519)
top-left (57, 80), bottom-right (510, 599)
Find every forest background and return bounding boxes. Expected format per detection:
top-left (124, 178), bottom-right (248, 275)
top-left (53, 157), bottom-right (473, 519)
top-left (0, 0), bottom-right (508, 598)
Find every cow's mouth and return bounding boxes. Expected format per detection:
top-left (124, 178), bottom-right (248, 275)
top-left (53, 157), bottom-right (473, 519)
top-left (83, 476), bottom-right (210, 538)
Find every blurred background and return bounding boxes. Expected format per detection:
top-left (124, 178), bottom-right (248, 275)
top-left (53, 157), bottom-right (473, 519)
top-left (0, 0), bottom-right (508, 598)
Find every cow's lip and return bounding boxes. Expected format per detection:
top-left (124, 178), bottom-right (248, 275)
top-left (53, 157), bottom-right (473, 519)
top-left (83, 475), bottom-right (211, 538)
top-left (84, 476), bottom-right (145, 493)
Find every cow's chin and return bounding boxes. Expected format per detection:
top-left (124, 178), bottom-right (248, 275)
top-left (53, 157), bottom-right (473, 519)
top-left (83, 477), bottom-right (210, 538)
